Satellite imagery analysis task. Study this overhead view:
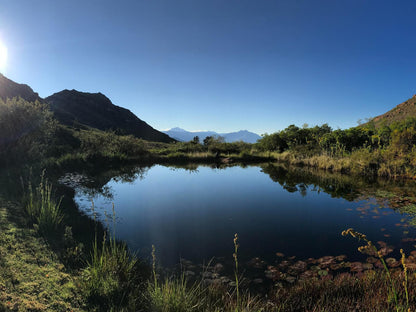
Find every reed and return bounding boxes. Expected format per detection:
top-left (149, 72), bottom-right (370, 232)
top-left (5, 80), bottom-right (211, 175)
top-left (233, 233), bottom-right (240, 310)
top-left (83, 202), bottom-right (139, 310)
top-left (147, 245), bottom-right (204, 312)
top-left (24, 171), bottom-right (63, 233)
top-left (400, 249), bottom-right (409, 309)
top-left (342, 228), bottom-right (409, 311)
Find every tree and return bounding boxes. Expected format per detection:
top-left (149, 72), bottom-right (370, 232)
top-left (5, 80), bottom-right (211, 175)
top-left (203, 136), bottom-right (213, 146)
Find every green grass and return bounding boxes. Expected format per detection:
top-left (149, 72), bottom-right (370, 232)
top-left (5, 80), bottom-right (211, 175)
top-left (0, 198), bottom-right (84, 311)
top-left (5, 171), bottom-right (416, 311)
top-left (82, 235), bottom-right (139, 310)
top-left (23, 172), bottom-right (63, 234)
top-left (148, 275), bottom-right (204, 312)
top-left (82, 204), bottom-right (148, 311)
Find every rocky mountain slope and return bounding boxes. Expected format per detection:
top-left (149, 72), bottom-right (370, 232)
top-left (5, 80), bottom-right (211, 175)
top-left (46, 90), bottom-right (175, 143)
top-left (0, 74), bottom-right (42, 102)
top-left (370, 94), bottom-right (416, 127)
top-left (0, 74), bottom-right (175, 143)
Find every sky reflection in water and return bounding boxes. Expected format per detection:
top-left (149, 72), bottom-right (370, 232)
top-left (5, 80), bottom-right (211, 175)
top-left (73, 165), bottom-right (415, 266)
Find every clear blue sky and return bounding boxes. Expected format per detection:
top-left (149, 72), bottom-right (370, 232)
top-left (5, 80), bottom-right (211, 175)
top-left (0, 0), bottom-right (415, 134)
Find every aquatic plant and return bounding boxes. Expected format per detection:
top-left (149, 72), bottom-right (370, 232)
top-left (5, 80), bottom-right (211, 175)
top-left (400, 248), bottom-right (409, 308)
top-left (233, 233), bottom-right (240, 310)
top-left (24, 171), bottom-right (63, 234)
top-left (342, 228), bottom-right (409, 311)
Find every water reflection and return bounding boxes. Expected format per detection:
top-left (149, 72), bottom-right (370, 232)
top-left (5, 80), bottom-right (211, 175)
top-left (61, 163), bottom-right (416, 266)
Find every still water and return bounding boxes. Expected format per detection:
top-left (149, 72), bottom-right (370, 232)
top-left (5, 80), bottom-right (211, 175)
top-left (65, 164), bottom-right (416, 266)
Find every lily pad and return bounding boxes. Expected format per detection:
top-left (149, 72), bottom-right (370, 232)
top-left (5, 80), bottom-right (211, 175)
top-left (285, 275), bottom-right (296, 283)
top-left (335, 255), bottom-right (347, 261)
top-left (350, 262), bottom-right (364, 272)
top-left (385, 258), bottom-right (400, 268)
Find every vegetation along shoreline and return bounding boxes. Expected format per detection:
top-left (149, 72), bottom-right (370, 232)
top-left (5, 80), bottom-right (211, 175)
top-left (2, 74), bottom-right (416, 310)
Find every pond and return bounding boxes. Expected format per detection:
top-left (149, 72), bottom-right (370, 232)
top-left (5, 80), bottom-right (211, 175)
top-left (61, 163), bottom-right (416, 267)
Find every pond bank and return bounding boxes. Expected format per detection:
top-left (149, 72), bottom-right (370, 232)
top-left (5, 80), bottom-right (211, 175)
top-left (0, 198), bottom-right (84, 311)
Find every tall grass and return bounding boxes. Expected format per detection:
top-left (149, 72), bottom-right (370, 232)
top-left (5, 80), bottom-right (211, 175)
top-left (82, 203), bottom-right (142, 310)
top-left (148, 273), bottom-right (204, 312)
top-left (24, 172), bottom-right (63, 233)
top-left (148, 244), bottom-right (204, 312)
top-left (233, 233), bottom-right (240, 310)
top-left (147, 235), bottom-right (266, 312)
top-left (342, 228), bottom-right (409, 311)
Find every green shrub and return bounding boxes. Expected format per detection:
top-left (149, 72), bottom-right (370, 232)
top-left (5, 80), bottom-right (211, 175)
top-left (0, 97), bottom-right (57, 165)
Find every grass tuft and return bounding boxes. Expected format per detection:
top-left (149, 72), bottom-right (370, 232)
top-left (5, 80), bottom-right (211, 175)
top-left (23, 171), bottom-right (63, 234)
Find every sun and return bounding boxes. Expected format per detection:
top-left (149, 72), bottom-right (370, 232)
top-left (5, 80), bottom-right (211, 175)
top-left (0, 41), bottom-right (8, 74)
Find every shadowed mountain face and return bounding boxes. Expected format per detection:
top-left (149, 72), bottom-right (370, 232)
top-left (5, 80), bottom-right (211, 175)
top-left (46, 90), bottom-right (175, 143)
top-left (0, 74), bottom-right (42, 102)
top-left (371, 95), bottom-right (416, 127)
top-left (164, 127), bottom-right (261, 143)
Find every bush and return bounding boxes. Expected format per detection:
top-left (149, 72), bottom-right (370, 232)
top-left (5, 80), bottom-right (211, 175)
top-left (0, 97), bottom-right (57, 165)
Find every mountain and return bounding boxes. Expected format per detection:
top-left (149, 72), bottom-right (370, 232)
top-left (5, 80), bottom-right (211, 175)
top-left (0, 74), bottom-right (42, 102)
top-left (223, 130), bottom-right (262, 143)
top-left (370, 94), bottom-right (416, 127)
top-left (164, 128), bottom-right (217, 142)
top-left (163, 127), bottom-right (261, 143)
top-left (46, 90), bottom-right (175, 143)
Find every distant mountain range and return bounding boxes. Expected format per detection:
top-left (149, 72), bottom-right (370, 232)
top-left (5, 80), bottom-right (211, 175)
top-left (4, 73), bottom-right (416, 144)
top-left (163, 127), bottom-right (261, 143)
top-left (0, 74), bottom-right (174, 143)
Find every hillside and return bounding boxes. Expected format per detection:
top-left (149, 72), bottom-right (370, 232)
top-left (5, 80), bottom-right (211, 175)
top-left (371, 94), bottom-right (416, 127)
top-left (164, 127), bottom-right (261, 143)
top-left (45, 90), bottom-right (175, 143)
top-left (0, 74), bottom-right (42, 102)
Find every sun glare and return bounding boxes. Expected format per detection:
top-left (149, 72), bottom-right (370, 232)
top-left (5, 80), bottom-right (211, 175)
top-left (0, 41), bottom-right (8, 74)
